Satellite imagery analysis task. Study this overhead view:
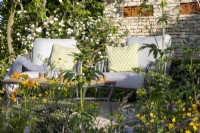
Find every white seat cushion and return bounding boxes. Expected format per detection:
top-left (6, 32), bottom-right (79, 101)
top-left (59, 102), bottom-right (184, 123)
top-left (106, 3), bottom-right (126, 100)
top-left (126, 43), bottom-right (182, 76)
top-left (103, 72), bottom-right (144, 89)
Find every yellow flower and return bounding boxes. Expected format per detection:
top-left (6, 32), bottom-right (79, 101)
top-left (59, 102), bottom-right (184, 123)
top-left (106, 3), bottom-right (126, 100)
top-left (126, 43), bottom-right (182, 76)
top-left (185, 130), bottom-right (191, 133)
top-left (42, 98), bottom-right (47, 103)
top-left (0, 90), bottom-right (4, 94)
top-left (187, 112), bottom-right (191, 117)
top-left (168, 123), bottom-right (174, 129)
top-left (150, 119), bottom-right (154, 123)
top-left (192, 104), bottom-right (197, 110)
top-left (172, 117), bottom-right (176, 123)
top-left (190, 122), bottom-right (195, 126)
top-left (0, 98), bottom-right (2, 100)
top-left (12, 72), bottom-right (21, 79)
top-left (188, 108), bottom-right (192, 111)
top-left (21, 80), bottom-right (27, 86)
top-left (141, 90), bottom-right (146, 96)
top-left (38, 94), bottom-right (42, 97)
top-left (193, 117), bottom-right (198, 121)
top-left (141, 115), bottom-right (146, 120)
top-left (12, 97), bottom-right (17, 102)
top-left (193, 125), bottom-right (198, 131)
top-left (182, 108), bottom-right (185, 111)
top-left (150, 113), bottom-right (155, 118)
top-left (27, 80), bottom-right (35, 87)
top-left (189, 96), bottom-right (192, 99)
top-left (136, 114), bottom-right (140, 118)
top-left (14, 89), bottom-right (19, 95)
top-left (45, 91), bottom-right (48, 95)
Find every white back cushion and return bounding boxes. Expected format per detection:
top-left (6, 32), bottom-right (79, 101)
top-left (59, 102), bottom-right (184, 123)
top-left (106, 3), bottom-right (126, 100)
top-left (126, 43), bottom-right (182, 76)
top-left (126, 35), bottom-right (171, 68)
top-left (32, 38), bottom-right (77, 65)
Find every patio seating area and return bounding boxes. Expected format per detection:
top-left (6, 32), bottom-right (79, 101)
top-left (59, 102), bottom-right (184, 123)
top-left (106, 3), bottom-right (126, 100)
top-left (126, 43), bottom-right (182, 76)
top-left (0, 0), bottom-right (200, 132)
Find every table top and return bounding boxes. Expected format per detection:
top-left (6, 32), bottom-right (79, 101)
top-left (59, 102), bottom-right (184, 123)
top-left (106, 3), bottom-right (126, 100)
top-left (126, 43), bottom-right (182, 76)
top-left (1, 77), bottom-right (116, 86)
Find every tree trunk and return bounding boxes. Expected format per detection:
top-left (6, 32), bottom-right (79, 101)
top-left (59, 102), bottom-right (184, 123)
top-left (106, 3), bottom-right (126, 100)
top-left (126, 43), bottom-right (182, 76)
top-left (7, 0), bottom-right (17, 55)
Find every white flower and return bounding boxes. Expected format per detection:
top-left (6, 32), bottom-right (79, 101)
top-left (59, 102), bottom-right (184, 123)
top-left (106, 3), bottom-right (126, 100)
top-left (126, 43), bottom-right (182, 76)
top-left (17, 33), bottom-right (21, 36)
top-left (17, 11), bottom-right (22, 14)
top-left (46, 31), bottom-right (49, 35)
top-left (59, 22), bottom-right (62, 26)
top-left (61, 20), bottom-right (64, 23)
top-left (85, 37), bottom-right (88, 40)
top-left (36, 27), bottom-right (42, 33)
top-left (100, 55), bottom-right (104, 59)
top-left (50, 20), bottom-right (54, 24)
top-left (59, 0), bottom-right (63, 3)
top-left (44, 22), bottom-right (47, 25)
top-left (58, 28), bottom-right (62, 32)
top-left (30, 24), bottom-right (35, 28)
top-left (54, 17), bottom-right (58, 21)
top-left (98, 51), bottom-right (101, 55)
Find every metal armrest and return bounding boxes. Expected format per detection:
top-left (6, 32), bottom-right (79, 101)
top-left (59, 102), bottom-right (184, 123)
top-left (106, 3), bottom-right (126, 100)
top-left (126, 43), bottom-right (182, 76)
top-left (94, 58), bottom-right (108, 73)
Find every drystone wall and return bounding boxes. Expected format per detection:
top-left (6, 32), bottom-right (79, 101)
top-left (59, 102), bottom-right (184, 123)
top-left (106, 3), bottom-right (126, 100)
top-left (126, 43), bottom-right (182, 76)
top-left (104, 0), bottom-right (200, 45)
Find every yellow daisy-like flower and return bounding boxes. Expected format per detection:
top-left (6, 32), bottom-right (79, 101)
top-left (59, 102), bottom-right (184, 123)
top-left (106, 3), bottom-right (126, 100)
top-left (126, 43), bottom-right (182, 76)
top-left (21, 80), bottom-right (27, 86)
top-left (141, 115), bottom-right (146, 120)
top-left (193, 117), bottom-right (198, 121)
top-left (187, 112), bottom-right (191, 117)
top-left (172, 117), bottom-right (176, 123)
top-left (38, 94), bottom-right (42, 97)
top-left (150, 119), bottom-right (154, 123)
top-left (190, 121), bottom-right (195, 126)
top-left (27, 80), bottom-right (35, 87)
top-left (136, 114), bottom-right (140, 118)
top-left (12, 72), bottom-right (21, 79)
top-left (193, 125), bottom-right (198, 131)
top-left (14, 89), bottom-right (19, 95)
top-left (185, 130), bottom-right (191, 133)
top-left (168, 123), bottom-right (174, 129)
top-left (12, 97), bottom-right (17, 102)
top-left (150, 112), bottom-right (155, 118)
top-left (182, 108), bottom-right (185, 111)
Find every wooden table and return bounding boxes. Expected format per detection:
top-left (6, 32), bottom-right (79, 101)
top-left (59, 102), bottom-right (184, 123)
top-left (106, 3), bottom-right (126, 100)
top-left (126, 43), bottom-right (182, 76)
top-left (2, 78), bottom-right (116, 113)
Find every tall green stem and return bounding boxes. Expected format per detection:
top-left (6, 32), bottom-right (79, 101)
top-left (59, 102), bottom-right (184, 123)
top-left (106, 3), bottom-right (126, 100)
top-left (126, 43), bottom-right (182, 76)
top-left (161, 0), bottom-right (166, 73)
top-left (79, 61), bottom-right (83, 111)
top-left (161, 0), bottom-right (165, 51)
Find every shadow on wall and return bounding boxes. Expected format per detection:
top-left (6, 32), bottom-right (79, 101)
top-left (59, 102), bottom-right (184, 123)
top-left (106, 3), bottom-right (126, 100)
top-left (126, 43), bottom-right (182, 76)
top-left (104, 0), bottom-right (200, 46)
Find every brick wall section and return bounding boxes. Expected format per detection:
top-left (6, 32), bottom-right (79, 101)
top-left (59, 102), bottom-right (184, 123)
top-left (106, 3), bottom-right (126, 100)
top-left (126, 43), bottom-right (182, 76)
top-left (104, 0), bottom-right (200, 45)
